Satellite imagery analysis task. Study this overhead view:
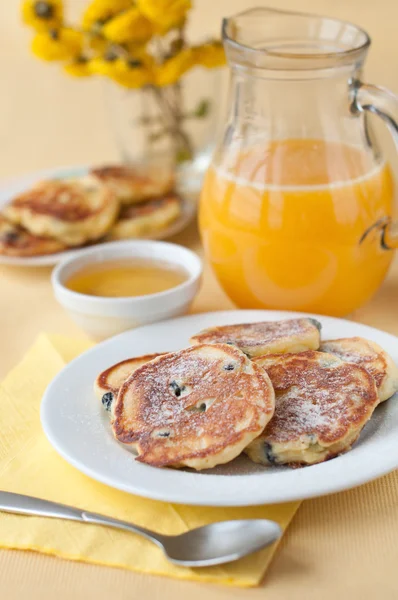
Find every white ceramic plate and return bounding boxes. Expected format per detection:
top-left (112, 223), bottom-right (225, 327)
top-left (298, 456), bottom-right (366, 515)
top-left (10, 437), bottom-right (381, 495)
top-left (41, 310), bottom-right (398, 506)
top-left (0, 166), bottom-right (196, 267)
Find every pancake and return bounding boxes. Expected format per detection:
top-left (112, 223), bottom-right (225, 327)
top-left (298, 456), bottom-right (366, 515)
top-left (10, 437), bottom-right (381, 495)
top-left (91, 164), bottom-right (174, 206)
top-left (94, 353), bottom-right (166, 412)
top-left (0, 214), bottom-right (66, 257)
top-left (190, 318), bottom-right (321, 358)
top-left (107, 194), bottom-right (181, 240)
top-left (320, 337), bottom-right (398, 403)
top-left (112, 343), bottom-right (275, 470)
top-left (3, 176), bottom-right (119, 246)
top-left (246, 350), bottom-right (378, 467)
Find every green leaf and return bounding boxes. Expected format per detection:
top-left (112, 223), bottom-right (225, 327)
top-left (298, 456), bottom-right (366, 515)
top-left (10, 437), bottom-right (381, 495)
top-left (176, 148), bottom-right (193, 163)
top-left (194, 99), bottom-right (210, 118)
top-left (148, 129), bottom-right (167, 142)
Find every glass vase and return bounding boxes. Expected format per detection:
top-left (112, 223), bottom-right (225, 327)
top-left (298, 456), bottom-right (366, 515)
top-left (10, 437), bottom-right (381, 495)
top-left (105, 67), bottom-right (224, 198)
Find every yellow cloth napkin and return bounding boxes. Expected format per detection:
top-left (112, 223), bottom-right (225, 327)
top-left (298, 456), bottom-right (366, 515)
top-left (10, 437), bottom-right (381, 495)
top-left (0, 334), bottom-right (300, 587)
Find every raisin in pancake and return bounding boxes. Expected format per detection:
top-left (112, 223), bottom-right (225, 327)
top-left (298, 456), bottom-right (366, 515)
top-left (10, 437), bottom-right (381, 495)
top-left (246, 350), bottom-right (378, 467)
top-left (107, 194), bottom-right (181, 240)
top-left (190, 318), bottom-right (321, 358)
top-left (112, 343), bottom-right (275, 470)
top-left (3, 176), bottom-right (119, 246)
top-left (0, 214), bottom-right (66, 257)
top-left (94, 353), bottom-right (166, 413)
top-left (91, 164), bottom-right (174, 206)
top-left (320, 337), bottom-right (398, 403)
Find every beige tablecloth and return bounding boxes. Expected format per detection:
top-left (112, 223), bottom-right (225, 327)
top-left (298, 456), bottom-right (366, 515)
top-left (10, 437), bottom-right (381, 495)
top-left (2, 0), bottom-right (398, 597)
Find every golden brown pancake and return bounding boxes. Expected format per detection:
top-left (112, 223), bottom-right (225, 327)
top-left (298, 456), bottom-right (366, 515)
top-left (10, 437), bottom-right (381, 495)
top-left (246, 350), bottom-right (378, 467)
top-left (3, 176), bottom-right (119, 246)
top-left (0, 214), bottom-right (66, 257)
top-left (94, 353), bottom-right (166, 412)
top-left (107, 194), bottom-right (181, 240)
top-left (91, 164), bottom-right (174, 206)
top-left (190, 318), bottom-right (321, 358)
top-left (112, 343), bottom-right (275, 470)
top-left (320, 337), bottom-right (398, 403)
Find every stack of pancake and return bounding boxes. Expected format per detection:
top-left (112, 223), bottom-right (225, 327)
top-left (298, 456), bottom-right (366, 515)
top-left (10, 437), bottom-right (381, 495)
top-left (95, 318), bottom-right (398, 471)
top-left (0, 165), bottom-right (181, 257)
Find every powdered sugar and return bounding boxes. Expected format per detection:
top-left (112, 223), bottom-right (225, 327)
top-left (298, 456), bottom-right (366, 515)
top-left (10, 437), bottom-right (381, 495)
top-left (260, 352), bottom-right (378, 444)
top-left (192, 318), bottom-right (320, 352)
top-left (320, 338), bottom-right (384, 387)
top-left (113, 343), bottom-right (274, 467)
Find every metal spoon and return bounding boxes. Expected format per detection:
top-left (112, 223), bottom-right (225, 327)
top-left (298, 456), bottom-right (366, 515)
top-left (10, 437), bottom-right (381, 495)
top-left (0, 491), bottom-right (282, 567)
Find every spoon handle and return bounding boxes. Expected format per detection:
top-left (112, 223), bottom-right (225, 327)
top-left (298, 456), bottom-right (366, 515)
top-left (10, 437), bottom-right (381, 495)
top-left (0, 491), bottom-right (164, 548)
top-left (0, 491), bottom-right (84, 521)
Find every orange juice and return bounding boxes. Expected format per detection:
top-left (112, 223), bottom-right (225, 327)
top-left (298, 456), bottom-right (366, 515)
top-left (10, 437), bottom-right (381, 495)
top-left (200, 139), bottom-right (395, 316)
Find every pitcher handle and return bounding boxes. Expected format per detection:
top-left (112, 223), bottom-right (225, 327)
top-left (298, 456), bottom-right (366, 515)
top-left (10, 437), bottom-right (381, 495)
top-left (352, 82), bottom-right (398, 250)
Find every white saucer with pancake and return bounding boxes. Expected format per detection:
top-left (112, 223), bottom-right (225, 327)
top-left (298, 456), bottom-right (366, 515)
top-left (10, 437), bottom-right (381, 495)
top-left (41, 309), bottom-right (398, 506)
top-left (0, 166), bottom-right (195, 266)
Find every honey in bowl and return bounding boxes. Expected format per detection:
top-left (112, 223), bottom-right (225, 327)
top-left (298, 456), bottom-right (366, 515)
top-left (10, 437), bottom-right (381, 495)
top-left (65, 259), bottom-right (188, 298)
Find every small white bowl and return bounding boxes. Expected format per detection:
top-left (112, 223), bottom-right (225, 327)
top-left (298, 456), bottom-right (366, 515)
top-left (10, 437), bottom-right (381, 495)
top-left (52, 240), bottom-right (202, 340)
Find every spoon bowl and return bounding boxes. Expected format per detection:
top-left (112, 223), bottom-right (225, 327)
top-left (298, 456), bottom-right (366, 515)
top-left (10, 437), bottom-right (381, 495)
top-left (161, 519), bottom-right (283, 567)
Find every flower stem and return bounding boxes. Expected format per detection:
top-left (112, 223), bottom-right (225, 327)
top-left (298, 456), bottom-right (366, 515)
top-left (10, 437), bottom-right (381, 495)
top-left (149, 85), bottom-right (194, 161)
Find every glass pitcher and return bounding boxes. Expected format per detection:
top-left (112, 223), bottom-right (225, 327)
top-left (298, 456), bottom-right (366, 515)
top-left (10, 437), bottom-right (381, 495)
top-left (200, 7), bottom-right (398, 317)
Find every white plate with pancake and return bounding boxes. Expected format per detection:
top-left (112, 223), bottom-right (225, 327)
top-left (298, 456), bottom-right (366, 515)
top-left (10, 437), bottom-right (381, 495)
top-left (41, 310), bottom-right (398, 506)
top-left (0, 166), bottom-right (196, 267)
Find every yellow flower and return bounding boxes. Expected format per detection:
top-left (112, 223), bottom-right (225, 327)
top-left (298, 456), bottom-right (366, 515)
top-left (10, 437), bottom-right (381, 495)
top-left (102, 7), bottom-right (152, 44)
top-left (64, 58), bottom-right (92, 77)
top-left (91, 57), bottom-right (153, 88)
top-left (31, 28), bottom-right (83, 61)
top-left (137, 0), bottom-right (191, 33)
top-left (86, 34), bottom-right (107, 54)
top-left (82, 0), bottom-right (132, 32)
top-left (194, 42), bottom-right (226, 69)
top-left (155, 48), bottom-right (195, 86)
top-left (124, 41), bottom-right (150, 58)
top-left (22, 0), bottom-right (63, 32)
top-left (90, 57), bottom-right (116, 77)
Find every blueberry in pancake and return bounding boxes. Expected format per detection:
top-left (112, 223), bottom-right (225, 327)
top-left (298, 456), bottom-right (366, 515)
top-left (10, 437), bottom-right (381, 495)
top-left (0, 214), bottom-right (66, 257)
top-left (94, 353), bottom-right (167, 414)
